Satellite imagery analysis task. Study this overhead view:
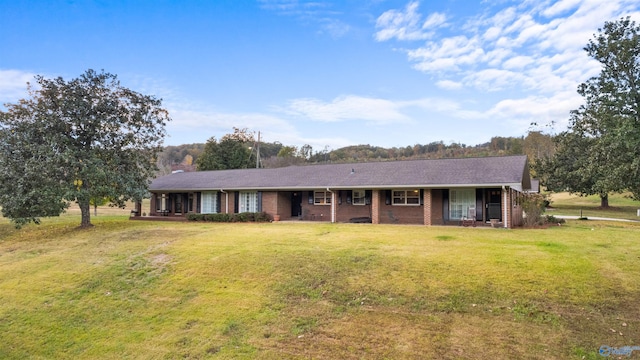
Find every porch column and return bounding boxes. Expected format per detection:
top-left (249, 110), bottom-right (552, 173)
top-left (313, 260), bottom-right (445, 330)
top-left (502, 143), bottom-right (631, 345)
top-left (502, 187), bottom-right (510, 228)
top-left (423, 189), bottom-right (432, 226)
top-left (371, 190), bottom-right (380, 224)
top-left (331, 191), bottom-right (336, 223)
top-left (150, 194), bottom-right (157, 216)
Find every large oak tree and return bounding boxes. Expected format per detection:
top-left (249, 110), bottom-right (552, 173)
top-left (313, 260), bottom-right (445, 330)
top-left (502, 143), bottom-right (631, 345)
top-left (0, 69), bottom-right (169, 228)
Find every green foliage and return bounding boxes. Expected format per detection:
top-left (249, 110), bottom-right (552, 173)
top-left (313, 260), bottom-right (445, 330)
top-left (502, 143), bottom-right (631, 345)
top-left (195, 128), bottom-right (255, 171)
top-left (276, 145), bottom-right (297, 158)
top-left (156, 143), bottom-right (205, 174)
top-left (0, 69), bottom-right (169, 228)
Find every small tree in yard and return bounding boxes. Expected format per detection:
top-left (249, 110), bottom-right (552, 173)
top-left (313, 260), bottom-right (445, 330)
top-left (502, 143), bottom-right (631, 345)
top-left (0, 69), bottom-right (169, 228)
top-left (522, 193), bottom-right (548, 227)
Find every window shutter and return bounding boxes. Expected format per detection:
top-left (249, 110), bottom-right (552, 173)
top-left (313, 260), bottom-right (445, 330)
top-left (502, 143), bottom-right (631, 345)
top-left (308, 191), bottom-right (314, 204)
top-left (385, 190), bottom-right (391, 205)
top-left (257, 192), bottom-right (262, 212)
top-left (420, 189), bottom-right (424, 205)
top-left (365, 190), bottom-right (372, 205)
top-left (197, 192), bottom-right (201, 213)
top-left (216, 192), bottom-right (221, 213)
top-left (234, 192), bottom-right (239, 213)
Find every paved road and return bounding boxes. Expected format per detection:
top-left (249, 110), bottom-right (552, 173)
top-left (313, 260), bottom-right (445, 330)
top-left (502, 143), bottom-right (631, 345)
top-left (555, 215), bottom-right (640, 223)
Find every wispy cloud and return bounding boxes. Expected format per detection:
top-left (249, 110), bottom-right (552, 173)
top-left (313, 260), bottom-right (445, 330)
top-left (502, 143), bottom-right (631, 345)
top-left (382, 0), bottom-right (639, 88)
top-left (375, 1), bottom-right (446, 41)
top-left (0, 69), bottom-right (36, 106)
top-left (375, 0), bottom-right (640, 130)
top-left (280, 95), bottom-right (414, 124)
top-left (258, 0), bottom-right (350, 38)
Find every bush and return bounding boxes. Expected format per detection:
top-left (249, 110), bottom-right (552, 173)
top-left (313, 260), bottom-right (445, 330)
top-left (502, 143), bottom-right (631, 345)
top-left (544, 215), bottom-right (566, 225)
top-left (522, 193), bottom-right (548, 227)
top-left (522, 194), bottom-right (568, 227)
top-left (186, 212), bottom-right (271, 223)
top-left (186, 213), bottom-right (203, 221)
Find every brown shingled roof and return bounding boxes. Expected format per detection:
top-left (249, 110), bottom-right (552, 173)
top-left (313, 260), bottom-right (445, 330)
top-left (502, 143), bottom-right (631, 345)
top-left (150, 155), bottom-right (531, 192)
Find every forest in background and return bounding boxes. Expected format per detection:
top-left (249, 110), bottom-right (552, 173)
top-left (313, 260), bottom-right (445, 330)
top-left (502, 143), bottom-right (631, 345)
top-left (156, 130), bottom-right (554, 176)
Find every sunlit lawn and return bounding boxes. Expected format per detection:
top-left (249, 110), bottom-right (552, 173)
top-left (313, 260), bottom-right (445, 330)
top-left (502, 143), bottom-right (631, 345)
top-left (1, 210), bottom-right (640, 359)
top-left (547, 192), bottom-right (640, 220)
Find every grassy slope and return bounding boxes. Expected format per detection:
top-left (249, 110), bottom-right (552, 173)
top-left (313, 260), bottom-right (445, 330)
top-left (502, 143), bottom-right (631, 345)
top-left (1, 213), bottom-right (639, 359)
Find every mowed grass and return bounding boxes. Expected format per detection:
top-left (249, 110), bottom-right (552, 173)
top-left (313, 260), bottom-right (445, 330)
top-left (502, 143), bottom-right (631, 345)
top-left (548, 192), bottom-right (640, 220)
top-left (1, 214), bottom-right (640, 359)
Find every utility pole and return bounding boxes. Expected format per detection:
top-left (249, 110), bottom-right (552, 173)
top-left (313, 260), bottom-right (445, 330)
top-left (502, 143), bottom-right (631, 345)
top-left (256, 131), bottom-right (261, 169)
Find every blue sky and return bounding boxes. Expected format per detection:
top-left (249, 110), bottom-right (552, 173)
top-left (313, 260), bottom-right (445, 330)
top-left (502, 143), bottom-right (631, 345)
top-left (1, 1), bottom-right (639, 150)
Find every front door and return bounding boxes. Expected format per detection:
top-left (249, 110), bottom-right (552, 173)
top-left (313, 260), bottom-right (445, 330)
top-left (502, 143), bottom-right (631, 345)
top-left (291, 192), bottom-right (302, 217)
top-left (485, 189), bottom-right (502, 221)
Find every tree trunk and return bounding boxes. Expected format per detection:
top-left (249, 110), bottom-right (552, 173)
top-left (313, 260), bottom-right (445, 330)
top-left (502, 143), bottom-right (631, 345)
top-left (94, 204), bottom-right (98, 217)
top-left (600, 194), bottom-right (609, 208)
top-left (79, 198), bottom-right (93, 228)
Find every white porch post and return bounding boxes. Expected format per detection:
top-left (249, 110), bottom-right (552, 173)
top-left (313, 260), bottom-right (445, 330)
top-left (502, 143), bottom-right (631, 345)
top-left (331, 190), bottom-right (336, 223)
top-left (502, 186), bottom-right (508, 228)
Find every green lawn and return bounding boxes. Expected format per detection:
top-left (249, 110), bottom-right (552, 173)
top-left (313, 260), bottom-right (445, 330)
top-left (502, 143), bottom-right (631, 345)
top-left (1, 213), bottom-right (640, 359)
top-left (548, 192), bottom-right (640, 220)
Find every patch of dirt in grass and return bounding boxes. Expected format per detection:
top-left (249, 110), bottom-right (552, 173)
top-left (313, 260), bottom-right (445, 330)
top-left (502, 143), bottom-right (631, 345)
top-left (150, 253), bottom-right (172, 267)
top-left (262, 310), bottom-right (571, 359)
top-left (263, 310), bottom-right (447, 359)
top-left (447, 314), bottom-right (568, 359)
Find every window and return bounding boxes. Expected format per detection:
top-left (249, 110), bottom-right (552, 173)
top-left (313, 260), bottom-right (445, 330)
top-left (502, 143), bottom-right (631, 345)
top-left (239, 191), bottom-right (258, 212)
top-left (201, 191), bottom-right (218, 214)
top-left (352, 190), bottom-right (366, 205)
top-left (449, 188), bottom-right (475, 220)
top-left (314, 191), bottom-right (331, 205)
top-left (392, 190), bottom-right (420, 205)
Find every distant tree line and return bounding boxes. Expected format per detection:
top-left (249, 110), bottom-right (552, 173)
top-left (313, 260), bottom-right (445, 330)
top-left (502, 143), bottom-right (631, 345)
top-left (156, 130), bottom-right (555, 174)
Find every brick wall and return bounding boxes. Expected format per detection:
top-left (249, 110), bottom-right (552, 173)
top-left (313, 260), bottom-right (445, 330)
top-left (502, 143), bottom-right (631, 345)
top-left (423, 189), bottom-right (432, 226)
top-left (335, 203), bottom-right (372, 222)
top-left (431, 189), bottom-right (444, 225)
top-left (261, 191), bottom-right (277, 216)
top-left (377, 194), bottom-right (424, 224)
top-left (300, 191), bottom-right (332, 221)
top-left (372, 190), bottom-right (380, 224)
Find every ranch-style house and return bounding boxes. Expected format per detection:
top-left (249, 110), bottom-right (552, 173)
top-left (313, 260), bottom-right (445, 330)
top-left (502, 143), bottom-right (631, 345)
top-left (142, 155), bottom-right (532, 228)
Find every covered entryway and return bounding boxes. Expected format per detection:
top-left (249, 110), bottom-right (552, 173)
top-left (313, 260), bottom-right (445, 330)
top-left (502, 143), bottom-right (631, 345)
top-left (291, 192), bottom-right (302, 218)
top-left (485, 189), bottom-right (502, 222)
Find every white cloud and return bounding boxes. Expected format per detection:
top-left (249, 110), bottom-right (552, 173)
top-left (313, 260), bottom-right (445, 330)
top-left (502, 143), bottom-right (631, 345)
top-left (422, 12), bottom-right (447, 29)
top-left (542, 0), bottom-right (582, 17)
top-left (375, 1), bottom-right (444, 41)
top-left (319, 18), bottom-right (351, 38)
top-left (0, 69), bottom-right (35, 105)
top-left (374, 0), bottom-right (640, 136)
top-left (436, 80), bottom-right (463, 90)
top-left (486, 91), bottom-right (583, 131)
top-left (283, 95), bottom-right (413, 124)
top-left (408, 35), bottom-right (484, 72)
top-left (259, 0), bottom-right (349, 37)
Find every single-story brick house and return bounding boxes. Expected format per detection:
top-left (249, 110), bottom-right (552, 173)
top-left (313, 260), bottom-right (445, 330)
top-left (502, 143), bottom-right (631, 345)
top-left (143, 155), bottom-right (532, 228)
